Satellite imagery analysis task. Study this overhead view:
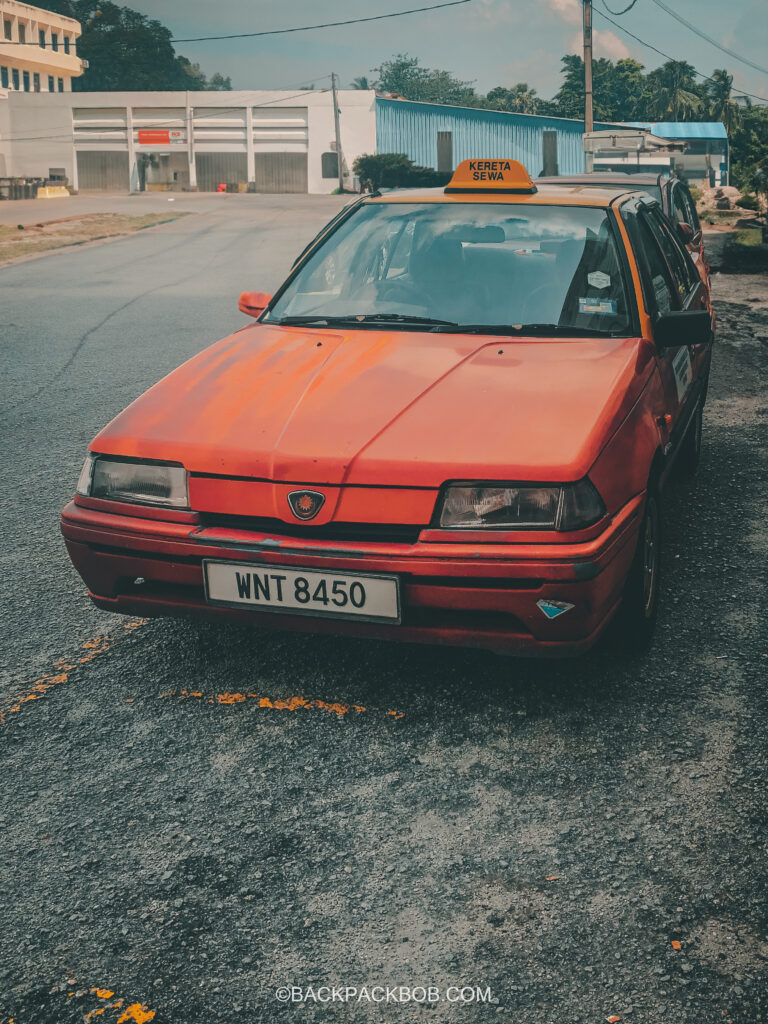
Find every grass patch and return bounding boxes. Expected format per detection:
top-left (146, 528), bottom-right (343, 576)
top-left (0, 212), bottom-right (189, 266)
top-left (723, 226), bottom-right (768, 272)
top-left (734, 228), bottom-right (764, 247)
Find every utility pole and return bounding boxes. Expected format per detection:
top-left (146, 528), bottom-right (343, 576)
top-left (331, 72), bottom-right (345, 192)
top-left (583, 0), bottom-right (594, 172)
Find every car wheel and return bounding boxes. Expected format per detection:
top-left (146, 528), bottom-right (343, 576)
top-left (613, 483), bottom-right (662, 653)
top-left (677, 401), bottom-right (703, 476)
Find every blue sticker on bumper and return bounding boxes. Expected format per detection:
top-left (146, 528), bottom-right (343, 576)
top-left (537, 599), bottom-right (575, 619)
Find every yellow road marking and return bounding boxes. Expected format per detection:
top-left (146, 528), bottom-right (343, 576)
top-left (0, 620), bottom-right (147, 724)
top-left (117, 1005), bottom-right (155, 1024)
top-left (161, 689), bottom-right (404, 718)
top-left (65, 981), bottom-right (148, 1022)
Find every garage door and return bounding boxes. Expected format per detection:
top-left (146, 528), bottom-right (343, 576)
top-left (252, 153), bottom-right (308, 193)
top-left (76, 151), bottom-right (130, 191)
top-left (195, 153), bottom-right (248, 192)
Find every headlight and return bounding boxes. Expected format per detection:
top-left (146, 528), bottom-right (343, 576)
top-left (438, 479), bottom-right (605, 531)
top-left (76, 454), bottom-right (189, 509)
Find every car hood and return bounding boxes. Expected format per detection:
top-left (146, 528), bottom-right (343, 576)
top-left (93, 324), bottom-right (655, 486)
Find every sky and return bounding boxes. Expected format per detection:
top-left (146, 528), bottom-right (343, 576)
top-left (127, 0), bottom-right (768, 104)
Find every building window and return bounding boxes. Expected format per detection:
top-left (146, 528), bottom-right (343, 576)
top-left (33, 72), bottom-right (40, 91)
top-left (23, 70), bottom-right (30, 91)
top-left (57, 77), bottom-right (64, 92)
top-left (18, 23), bottom-right (26, 44)
top-left (1, 66), bottom-right (8, 89)
top-left (39, 28), bottom-right (46, 47)
top-left (436, 131), bottom-right (453, 173)
top-left (3, 19), bottom-right (11, 40)
top-left (321, 152), bottom-right (339, 178)
top-left (48, 75), bottom-right (54, 91)
top-left (12, 68), bottom-right (19, 90)
top-left (63, 37), bottom-right (70, 54)
top-left (51, 32), bottom-right (58, 51)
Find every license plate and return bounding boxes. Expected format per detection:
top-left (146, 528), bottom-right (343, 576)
top-left (203, 560), bottom-right (401, 624)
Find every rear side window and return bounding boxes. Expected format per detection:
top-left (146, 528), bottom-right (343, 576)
top-left (647, 207), bottom-right (698, 296)
top-left (675, 184), bottom-right (700, 235)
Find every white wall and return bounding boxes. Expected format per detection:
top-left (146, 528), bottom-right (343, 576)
top-left (1, 89), bottom-right (377, 193)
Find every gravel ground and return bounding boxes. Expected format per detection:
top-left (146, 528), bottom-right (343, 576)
top-left (0, 224), bottom-right (766, 1024)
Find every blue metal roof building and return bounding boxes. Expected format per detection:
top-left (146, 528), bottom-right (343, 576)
top-left (375, 97), bottom-right (617, 176)
top-left (621, 121), bottom-right (727, 140)
top-left (374, 100), bottom-right (729, 185)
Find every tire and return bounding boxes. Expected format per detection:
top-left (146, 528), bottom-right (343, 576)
top-left (613, 482), bottom-right (662, 653)
top-left (676, 400), bottom-right (703, 476)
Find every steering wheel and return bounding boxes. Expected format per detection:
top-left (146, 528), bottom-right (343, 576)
top-left (376, 278), bottom-right (425, 305)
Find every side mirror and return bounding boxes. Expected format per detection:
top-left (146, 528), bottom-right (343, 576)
top-left (238, 291), bottom-right (272, 318)
top-left (676, 221), bottom-right (694, 244)
top-left (654, 309), bottom-right (711, 350)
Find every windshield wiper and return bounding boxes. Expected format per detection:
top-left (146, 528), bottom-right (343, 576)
top-left (273, 313), bottom-right (459, 328)
top-left (430, 322), bottom-right (623, 337)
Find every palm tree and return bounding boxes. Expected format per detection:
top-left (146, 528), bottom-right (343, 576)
top-left (485, 83), bottom-right (539, 114)
top-left (707, 69), bottom-right (741, 133)
top-left (351, 76), bottom-right (370, 90)
top-left (650, 61), bottom-right (703, 120)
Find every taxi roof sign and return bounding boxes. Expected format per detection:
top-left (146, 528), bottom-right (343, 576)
top-left (445, 158), bottom-right (537, 195)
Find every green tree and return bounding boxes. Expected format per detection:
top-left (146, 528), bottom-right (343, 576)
top-left (485, 83), bottom-right (540, 114)
top-left (730, 103), bottom-right (768, 196)
top-left (609, 59), bottom-right (646, 120)
top-left (350, 76), bottom-right (371, 90)
top-left (550, 54), bottom-right (617, 121)
top-left (644, 61), bottom-right (703, 120)
top-left (375, 54), bottom-right (478, 106)
top-left (62, 1), bottom-right (230, 91)
top-left (706, 69), bottom-right (741, 133)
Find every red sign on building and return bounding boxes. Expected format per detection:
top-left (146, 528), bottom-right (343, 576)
top-left (138, 130), bottom-right (171, 145)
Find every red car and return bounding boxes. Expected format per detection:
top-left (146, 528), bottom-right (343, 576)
top-left (62, 160), bottom-right (713, 656)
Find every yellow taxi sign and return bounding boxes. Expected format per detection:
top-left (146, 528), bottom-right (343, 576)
top-left (445, 158), bottom-right (536, 195)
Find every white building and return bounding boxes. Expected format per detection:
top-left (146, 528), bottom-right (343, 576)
top-left (0, 88), bottom-right (377, 192)
top-left (0, 0), bottom-right (83, 95)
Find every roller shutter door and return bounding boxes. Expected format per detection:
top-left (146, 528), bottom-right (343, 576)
top-left (76, 151), bottom-right (129, 191)
top-left (195, 153), bottom-right (248, 191)
top-left (252, 153), bottom-right (308, 193)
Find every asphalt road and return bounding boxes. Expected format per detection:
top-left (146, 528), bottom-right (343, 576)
top-left (1, 212), bottom-right (767, 1024)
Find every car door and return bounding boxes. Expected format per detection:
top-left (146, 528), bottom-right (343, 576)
top-left (646, 204), bottom-right (712, 391)
top-left (625, 201), bottom-right (711, 454)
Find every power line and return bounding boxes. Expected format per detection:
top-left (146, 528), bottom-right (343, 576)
top-left (601, 0), bottom-right (640, 15)
top-left (169, 0), bottom-right (474, 43)
top-left (646, 0), bottom-right (768, 78)
top-left (594, 7), bottom-right (768, 105)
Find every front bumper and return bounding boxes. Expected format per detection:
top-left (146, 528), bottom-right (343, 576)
top-left (60, 495), bottom-right (644, 656)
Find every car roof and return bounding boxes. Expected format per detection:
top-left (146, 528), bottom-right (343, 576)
top-left (368, 183), bottom-right (636, 209)
top-left (536, 172), bottom-right (667, 186)
top-left (536, 172), bottom-right (668, 188)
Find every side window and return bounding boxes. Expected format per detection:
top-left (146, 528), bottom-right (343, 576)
top-left (680, 185), bottom-right (700, 234)
top-left (646, 208), bottom-right (695, 300)
top-left (672, 187), bottom-right (690, 226)
top-left (631, 214), bottom-right (678, 316)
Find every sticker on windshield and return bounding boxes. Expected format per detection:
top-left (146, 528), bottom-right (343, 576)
top-left (579, 297), bottom-right (617, 315)
top-left (587, 271), bottom-right (611, 289)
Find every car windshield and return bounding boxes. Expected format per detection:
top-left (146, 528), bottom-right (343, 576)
top-left (265, 202), bottom-right (633, 335)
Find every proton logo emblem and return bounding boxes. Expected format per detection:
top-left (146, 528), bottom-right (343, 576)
top-left (287, 490), bottom-right (325, 521)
